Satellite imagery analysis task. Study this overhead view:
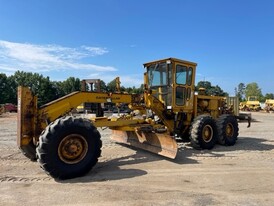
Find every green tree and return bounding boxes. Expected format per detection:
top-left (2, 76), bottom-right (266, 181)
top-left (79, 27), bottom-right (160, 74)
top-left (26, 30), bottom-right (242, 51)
top-left (264, 93), bottom-right (274, 100)
top-left (0, 73), bottom-right (11, 104)
top-left (52, 81), bottom-right (66, 97)
top-left (11, 71), bottom-right (58, 106)
top-left (138, 84), bottom-right (145, 94)
top-left (60, 77), bottom-right (81, 94)
top-left (107, 79), bottom-right (117, 92)
top-left (235, 83), bottom-right (245, 101)
top-left (125, 84), bottom-right (144, 94)
top-left (38, 76), bottom-right (59, 104)
top-left (6, 76), bottom-right (18, 104)
top-left (93, 80), bottom-right (107, 92)
top-left (208, 85), bottom-right (227, 96)
top-left (196, 81), bottom-right (226, 96)
top-left (245, 82), bottom-right (263, 101)
top-left (125, 87), bottom-right (133, 94)
top-left (0, 73), bottom-right (19, 104)
top-left (196, 81), bottom-right (212, 91)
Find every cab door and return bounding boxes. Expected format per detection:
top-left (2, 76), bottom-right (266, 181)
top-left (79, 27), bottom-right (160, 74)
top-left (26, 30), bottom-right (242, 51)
top-left (173, 62), bottom-right (195, 111)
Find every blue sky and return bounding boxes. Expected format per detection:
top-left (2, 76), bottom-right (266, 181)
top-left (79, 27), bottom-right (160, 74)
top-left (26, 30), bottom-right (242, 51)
top-left (0, 0), bottom-right (273, 95)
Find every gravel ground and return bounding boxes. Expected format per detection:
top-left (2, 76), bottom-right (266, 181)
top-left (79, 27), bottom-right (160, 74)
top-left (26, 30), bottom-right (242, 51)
top-left (0, 112), bottom-right (273, 206)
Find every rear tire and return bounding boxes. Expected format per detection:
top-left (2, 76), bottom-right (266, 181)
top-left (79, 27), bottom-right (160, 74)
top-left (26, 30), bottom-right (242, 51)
top-left (189, 115), bottom-right (217, 149)
top-left (216, 114), bottom-right (239, 146)
top-left (36, 116), bottom-right (102, 180)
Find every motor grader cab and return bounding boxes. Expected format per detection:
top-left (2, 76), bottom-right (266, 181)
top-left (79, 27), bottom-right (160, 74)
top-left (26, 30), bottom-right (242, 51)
top-left (17, 57), bottom-right (250, 179)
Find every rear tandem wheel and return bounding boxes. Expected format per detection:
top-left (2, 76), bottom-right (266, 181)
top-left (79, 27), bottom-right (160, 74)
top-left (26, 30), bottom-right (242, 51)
top-left (36, 116), bottom-right (102, 180)
top-left (216, 114), bottom-right (239, 146)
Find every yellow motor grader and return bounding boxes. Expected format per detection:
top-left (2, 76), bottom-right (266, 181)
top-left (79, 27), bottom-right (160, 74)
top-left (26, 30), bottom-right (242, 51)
top-left (17, 57), bottom-right (250, 179)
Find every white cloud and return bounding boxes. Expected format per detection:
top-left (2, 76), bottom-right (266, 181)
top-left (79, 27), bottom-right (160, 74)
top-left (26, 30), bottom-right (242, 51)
top-left (0, 40), bottom-right (144, 87)
top-left (81, 46), bottom-right (109, 56)
top-left (0, 40), bottom-right (116, 73)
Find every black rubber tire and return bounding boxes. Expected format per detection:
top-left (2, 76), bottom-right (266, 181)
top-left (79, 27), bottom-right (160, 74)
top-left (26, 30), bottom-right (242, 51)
top-left (216, 114), bottom-right (239, 146)
top-left (36, 116), bottom-right (102, 180)
top-left (189, 115), bottom-right (217, 149)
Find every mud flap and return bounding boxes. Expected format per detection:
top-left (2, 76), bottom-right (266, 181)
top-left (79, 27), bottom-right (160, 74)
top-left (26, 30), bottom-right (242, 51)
top-left (111, 130), bottom-right (178, 159)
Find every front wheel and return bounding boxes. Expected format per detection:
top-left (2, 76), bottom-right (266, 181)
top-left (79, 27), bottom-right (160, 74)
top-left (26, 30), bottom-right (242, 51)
top-left (189, 115), bottom-right (217, 149)
top-left (36, 116), bottom-right (102, 179)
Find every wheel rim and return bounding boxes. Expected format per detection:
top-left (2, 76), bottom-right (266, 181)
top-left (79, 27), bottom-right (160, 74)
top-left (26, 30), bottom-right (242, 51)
top-left (225, 123), bottom-right (234, 138)
top-left (58, 134), bottom-right (88, 164)
top-left (202, 125), bottom-right (213, 142)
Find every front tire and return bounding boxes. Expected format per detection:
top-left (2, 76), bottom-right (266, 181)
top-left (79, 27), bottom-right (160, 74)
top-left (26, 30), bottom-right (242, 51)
top-left (36, 116), bottom-right (102, 179)
top-left (189, 115), bottom-right (217, 149)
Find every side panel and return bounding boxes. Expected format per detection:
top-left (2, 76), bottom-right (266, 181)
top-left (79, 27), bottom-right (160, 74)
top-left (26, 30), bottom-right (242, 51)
top-left (195, 95), bottom-right (223, 118)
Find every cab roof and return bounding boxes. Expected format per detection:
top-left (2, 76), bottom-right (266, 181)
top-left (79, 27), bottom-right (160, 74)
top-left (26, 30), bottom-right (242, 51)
top-left (143, 57), bottom-right (197, 68)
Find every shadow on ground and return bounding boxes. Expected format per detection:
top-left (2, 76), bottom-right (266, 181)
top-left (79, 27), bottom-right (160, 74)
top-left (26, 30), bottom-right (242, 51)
top-left (58, 135), bottom-right (274, 183)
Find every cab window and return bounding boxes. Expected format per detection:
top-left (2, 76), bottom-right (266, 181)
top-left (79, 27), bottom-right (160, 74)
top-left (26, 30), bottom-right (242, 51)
top-left (176, 65), bottom-right (192, 85)
top-left (148, 63), bottom-right (167, 86)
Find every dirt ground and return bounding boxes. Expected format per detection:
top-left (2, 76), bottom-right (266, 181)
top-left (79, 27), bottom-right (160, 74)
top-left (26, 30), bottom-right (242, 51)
top-left (0, 112), bottom-right (274, 206)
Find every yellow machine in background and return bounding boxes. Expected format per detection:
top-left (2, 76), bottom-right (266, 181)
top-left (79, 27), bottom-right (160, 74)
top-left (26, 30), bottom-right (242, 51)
top-left (264, 99), bottom-right (274, 112)
top-left (240, 96), bottom-right (261, 111)
top-left (17, 57), bottom-right (250, 179)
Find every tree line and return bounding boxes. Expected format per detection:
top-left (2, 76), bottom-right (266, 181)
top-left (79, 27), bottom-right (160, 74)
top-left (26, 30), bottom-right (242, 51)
top-left (0, 71), bottom-right (144, 106)
top-left (1, 71), bottom-right (273, 106)
top-left (235, 82), bottom-right (274, 102)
